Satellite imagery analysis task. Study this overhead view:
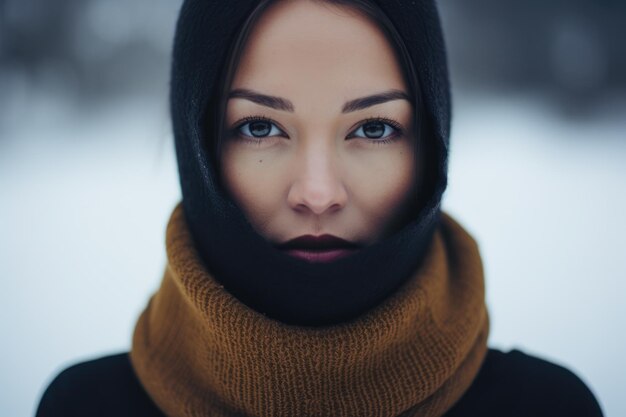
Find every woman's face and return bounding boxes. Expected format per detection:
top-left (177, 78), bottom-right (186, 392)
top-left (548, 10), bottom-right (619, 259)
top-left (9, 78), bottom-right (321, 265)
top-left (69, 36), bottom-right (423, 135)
top-left (220, 0), bottom-right (418, 259)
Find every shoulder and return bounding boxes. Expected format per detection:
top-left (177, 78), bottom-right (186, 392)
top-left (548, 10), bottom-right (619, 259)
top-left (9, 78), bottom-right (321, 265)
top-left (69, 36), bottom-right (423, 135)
top-left (35, 352), bottom-right (165, 417)
top-left (446, 348), bottom-right (604, 417)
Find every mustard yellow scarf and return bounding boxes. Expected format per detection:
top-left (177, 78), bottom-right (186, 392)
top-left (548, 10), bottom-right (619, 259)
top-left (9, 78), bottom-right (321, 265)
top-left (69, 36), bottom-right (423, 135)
top-left (130, 204), bottom-right (489, 417)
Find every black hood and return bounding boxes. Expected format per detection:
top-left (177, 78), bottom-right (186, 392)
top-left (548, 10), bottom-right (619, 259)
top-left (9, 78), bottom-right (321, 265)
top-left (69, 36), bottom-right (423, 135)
top-left (171, 0), bottom-right (450, 326)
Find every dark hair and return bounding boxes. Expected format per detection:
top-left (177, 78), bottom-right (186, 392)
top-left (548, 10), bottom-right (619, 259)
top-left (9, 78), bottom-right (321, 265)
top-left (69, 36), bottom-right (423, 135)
top-left (210, 0), bottom-right (435, 218)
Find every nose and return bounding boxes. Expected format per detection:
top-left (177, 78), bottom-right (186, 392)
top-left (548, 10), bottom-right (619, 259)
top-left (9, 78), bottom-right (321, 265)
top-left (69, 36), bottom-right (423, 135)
top-left (287, 144), bottom-right (348, 215)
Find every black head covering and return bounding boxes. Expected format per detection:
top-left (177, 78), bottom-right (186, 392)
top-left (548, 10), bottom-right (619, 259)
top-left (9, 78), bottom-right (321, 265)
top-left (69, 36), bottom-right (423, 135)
top-left (171, 0), bottom-right (450, 326)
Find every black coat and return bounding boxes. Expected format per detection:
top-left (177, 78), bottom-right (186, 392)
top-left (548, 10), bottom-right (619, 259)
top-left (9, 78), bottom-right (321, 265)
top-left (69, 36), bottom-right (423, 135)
top-left (35, 347), bottom-right (603, 417)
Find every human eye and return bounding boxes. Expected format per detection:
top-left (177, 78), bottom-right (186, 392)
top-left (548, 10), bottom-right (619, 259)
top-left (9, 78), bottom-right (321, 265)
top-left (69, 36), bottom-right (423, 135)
top-left (346, 117), bottom-right (404, 145)
top-left (232, 116), bottom-right (286, 141)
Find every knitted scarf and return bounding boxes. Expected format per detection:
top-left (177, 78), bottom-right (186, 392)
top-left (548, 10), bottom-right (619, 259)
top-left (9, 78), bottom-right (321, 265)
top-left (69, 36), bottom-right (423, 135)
top-left (130, 204), bottom-right (490, 417)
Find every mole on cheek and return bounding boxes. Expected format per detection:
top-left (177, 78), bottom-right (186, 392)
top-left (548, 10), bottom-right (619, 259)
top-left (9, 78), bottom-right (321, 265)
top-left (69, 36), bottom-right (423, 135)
top-left (259, 160), bottom-right (263, 163)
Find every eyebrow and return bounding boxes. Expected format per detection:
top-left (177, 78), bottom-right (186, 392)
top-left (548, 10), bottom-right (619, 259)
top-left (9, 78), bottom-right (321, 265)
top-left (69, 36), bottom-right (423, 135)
top-left (228, 88), bottom-right (412, 113)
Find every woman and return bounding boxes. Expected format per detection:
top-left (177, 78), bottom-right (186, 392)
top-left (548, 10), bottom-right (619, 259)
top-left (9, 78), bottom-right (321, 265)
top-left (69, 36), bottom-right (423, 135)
top-left (36, 0), bottom-right (603, 416)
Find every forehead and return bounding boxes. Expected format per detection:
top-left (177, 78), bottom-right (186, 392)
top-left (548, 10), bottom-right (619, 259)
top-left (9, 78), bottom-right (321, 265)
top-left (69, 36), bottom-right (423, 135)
top-left (231, 0), bottom-right (407, 99)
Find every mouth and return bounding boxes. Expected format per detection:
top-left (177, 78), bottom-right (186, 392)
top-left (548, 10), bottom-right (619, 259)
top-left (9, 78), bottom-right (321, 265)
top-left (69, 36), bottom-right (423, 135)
top-left (276, 234), bottom-right (361, 263)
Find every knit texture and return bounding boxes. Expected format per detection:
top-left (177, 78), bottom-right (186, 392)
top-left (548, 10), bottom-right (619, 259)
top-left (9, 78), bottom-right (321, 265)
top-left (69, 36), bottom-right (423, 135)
top-left (130, 204), bottom-right (490, 417)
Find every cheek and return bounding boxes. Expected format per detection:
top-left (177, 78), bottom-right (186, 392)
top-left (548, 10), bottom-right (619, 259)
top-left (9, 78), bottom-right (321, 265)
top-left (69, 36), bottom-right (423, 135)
top-left (220, 146), bottom-right (285, 234)
top-left (347, 146), bottom-right (416, 230)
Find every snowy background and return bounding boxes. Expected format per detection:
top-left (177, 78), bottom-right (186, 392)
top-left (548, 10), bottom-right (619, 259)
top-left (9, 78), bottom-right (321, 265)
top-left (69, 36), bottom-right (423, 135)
top-left (1, 1), bottom-right (625, 416)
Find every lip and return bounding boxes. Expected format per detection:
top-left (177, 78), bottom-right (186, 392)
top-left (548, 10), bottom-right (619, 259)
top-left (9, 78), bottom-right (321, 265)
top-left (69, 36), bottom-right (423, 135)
top-left (277, 234), bottom-right (360, 263)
